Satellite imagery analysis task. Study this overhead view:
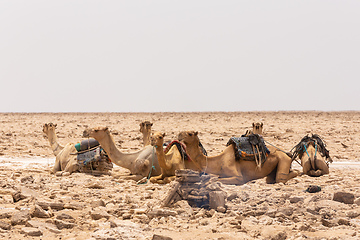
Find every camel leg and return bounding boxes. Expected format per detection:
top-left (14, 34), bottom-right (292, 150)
top-left (150, 174), bottom-right (165, 184)
top-left (302, 158), bottom-right (312, 175)
top-left (275, 153), bottom-right (299, 183)
top-left (63, 158), bottom-right (79, 174)
top-left (315, 159), bottom-right (329, 175)
top-left (52, 157), bottom-right (62, 174)
top-left (217, 176), bottom-right (245, 185)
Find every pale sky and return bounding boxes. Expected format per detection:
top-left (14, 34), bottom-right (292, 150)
top-left (1, 1), bottom-right (359, 112)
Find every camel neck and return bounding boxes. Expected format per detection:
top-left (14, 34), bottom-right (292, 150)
top-left (94, 132), bottom-right (135, 171)
top-left (155, 144), bottom-right (171, 170)
top-left (46, 131), bottom-right (63, 156)
top-left (143, 133), bottom-right (151, 146)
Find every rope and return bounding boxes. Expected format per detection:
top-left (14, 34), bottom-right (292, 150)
top-left (265, 140), bottom-right (302, 166)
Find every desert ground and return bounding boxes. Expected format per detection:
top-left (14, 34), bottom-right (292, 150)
top-left (0, 111), bottom-right (360, 240)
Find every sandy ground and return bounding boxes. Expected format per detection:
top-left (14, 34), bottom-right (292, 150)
top-left (0, 112), bottom-right (360, 240)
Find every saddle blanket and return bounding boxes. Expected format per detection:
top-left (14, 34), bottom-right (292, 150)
top-left (226, 134), bottom-right (269, 162)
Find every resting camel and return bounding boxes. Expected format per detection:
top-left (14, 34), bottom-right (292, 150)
top-left (291, 134), bottom-right (332, 177)
top-left (244, 122), bottom-right (264, 136)
top-left (178, 131), bottom-right (299, 185)
top-left (83, 127), bottom-right (161, 180)
top-left (139, 121), bottom-right (153, 146)
top-left (149, 132), bottom-right (186, 184)
top-left (42, 123), bottom-right (79, 175)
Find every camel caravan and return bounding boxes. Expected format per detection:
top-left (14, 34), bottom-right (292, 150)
top-left (42, 121), bottom-right (332, 185)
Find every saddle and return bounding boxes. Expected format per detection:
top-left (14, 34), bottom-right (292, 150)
top-left (75, 139), bottom-right (112, 173)
top-left (164, 141), bottom-right (191, 161)
top-left (291, 134), bottom-right (332, 166)
top-left (226, 134), bottom-right (269, 167)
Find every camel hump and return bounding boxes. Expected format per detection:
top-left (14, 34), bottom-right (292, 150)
top-left (75, 139), bottom-right (100, 152)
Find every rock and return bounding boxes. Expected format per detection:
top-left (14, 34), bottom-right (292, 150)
top-left (20, 175), bottom-right (34, 184)
top-left (30, 204), bottom-right (51, 218)
top-left (21, 227), bottom-right (42, 236)
top-left (36, 200), bottom-right (64, 210)
top-left (90, 209), bottom-right (112, 220)
top-left (0, 220), bottom-right (11, 230)
top-left (55, 213), bottom-right (75, 222)
top-left (90, 199), bottom-right (106, 208)
top-left (271, 231), bottom-right (287, 240)
top-left (11, 211), bottom-right (30, 226)
top-left (346, 210), bottom-right (360, 218)
top-left (0, 208), bottom-right (18, 219)
top-left (12, 187), bottom-right (38, 202)
top-left (227, 192), bottom-right (238, 201)
top-left (216, 206), bottom-right (226, 213)
top-left (289, 196), bottom-right (304, 203)
top-left (54, 219), bottom-right (76, 229)
top-left (152, 234), bottom-right (173, 240)
top-left (338, 218), bottom-right (351, 225)
top-left (333, 192), bottom-right (355, 204)
top-left (147, 208), bottom-right (177, 219)
top-left (26, 219), bottom-right (61, 234)
top-left (209, 191), bottom-right (226, 210)
top-left (174, 200), bottom-right (194, 217)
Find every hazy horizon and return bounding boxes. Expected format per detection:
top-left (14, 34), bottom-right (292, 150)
top-left (1, 1), bottom-right (359, 112)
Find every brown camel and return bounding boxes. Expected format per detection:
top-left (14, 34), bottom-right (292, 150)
top-left (42, 123), bottom-right (78, 175)
top-left (83, 127), bottom-right (161, 181)
top-left (139, 121), bottom-right (153, 146)
top-left (149, 132), bottom-right (186, 184)
top-left (291, 134), bottom-right (332, 177)
top-left (178, 131), bottom-right (299, 185)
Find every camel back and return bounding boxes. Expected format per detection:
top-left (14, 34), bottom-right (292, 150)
top-left (291, 134), bottom-right (332, 163)
top-left (226, 134), bottom-right (269, 162)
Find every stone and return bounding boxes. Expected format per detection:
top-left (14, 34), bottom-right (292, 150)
top-left (11, 211), bottom-right (30, 226)
top-left (209, 191), bottom-right (226, 210)
top-left (147, 208), bottom-right (177, 219)
top-left (333, 192), bottom-right (355, 204)
top-left (54, 219), bottom-right (76, 229)
top-left (289, 196), bottom-right (304, 203)
top-left (36, 200), bottom-right (65, 210)
top-left (90, 199), bottom-right (106, 208)
top-left (0, 208), bottom-right (18, 219)
top-left (21, 227), bottom-right (42, 236)
top-left (55, 213), bottom-right (75, 222)
top-left (0, 220), bottom-right (11, 230)
top-left (30, 204), bottom-right (51, 218)
top-left (90, 209), bottom-right (112, 220)
top-left (152, 234), bottom-right (173, 240)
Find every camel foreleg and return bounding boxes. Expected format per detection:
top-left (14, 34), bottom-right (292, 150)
top-left (217, 176), bottom-right (245, 185)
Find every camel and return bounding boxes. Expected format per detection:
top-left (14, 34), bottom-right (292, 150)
top-left (83, 126), bottom-right (161, 181)
top-left (149, 132), bottom-right (186, 184)
top-left (178, 131), bottom-right (299, 185)
top-left (139, 121), bottom-right (153, 146)
top-left (42, 123), bottom-right (79, 175)
top-left (291, 134), bottom-right (332, 177)
top-left (244, 122), bottom-right (264, 136)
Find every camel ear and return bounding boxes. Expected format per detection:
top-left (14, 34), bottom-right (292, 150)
top-left (104, 127), bottom-right (109, 131)
top-left (150, 123), bottom-right (153, 126)
top-left (55, 124), bottom-right (57, 127)
top-left (261, 123), bottom-right (263, 127)
top-left (252, 123), bottom-right (255, 127)
top-left (195, 131), bottom-right (198, 136)
top-left (162, 133), bottom-right (166, 137)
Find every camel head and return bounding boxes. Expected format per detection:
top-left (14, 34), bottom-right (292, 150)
top-left (151, 132), bottom-right (165, 148)
top-left (178, 131), bottom-right (199, 146)
top-left (252, 122), bottom-right (263, 135)
top-left (139, 121), bottom-right (153, 134)
top-left (42, 123), bottom-right (57, 137)
top-left (83, 126), bottom-right (109, 140)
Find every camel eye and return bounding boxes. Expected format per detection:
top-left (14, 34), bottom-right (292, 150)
top-left (189, 133), bottom-right (193, 136)
top-left (159, 136), bottom-right (163, 139)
